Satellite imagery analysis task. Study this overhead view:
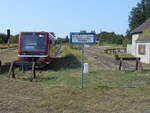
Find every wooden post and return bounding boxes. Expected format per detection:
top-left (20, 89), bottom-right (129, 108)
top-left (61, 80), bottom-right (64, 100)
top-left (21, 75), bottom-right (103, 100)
top-left (115, 54), bottom-right (119, 59)
top-left (119, 58), bottom-right (122, 71)
top-left (139, 62), bottom-right (143, 72)
top-left (32, 62), bottom-right (36, 79)
top-left (8, 61), bottom-right (15, 78)
top-left (118, 48), bottom-right (120, 52)
top-left (12, 64), bottom-right (15, 78)
top-left (136, 59), bottom-right (139, 70)
top-left (21, 64), bottom-right (24, 73)
top-left (105, 50), bottom-right (108, 54)
top-left (114, 49), bottom-right (117, 54)
top-left (0, 60), bottom-right (1, 72)
top-left (106, 50), bottom-right (108, 54)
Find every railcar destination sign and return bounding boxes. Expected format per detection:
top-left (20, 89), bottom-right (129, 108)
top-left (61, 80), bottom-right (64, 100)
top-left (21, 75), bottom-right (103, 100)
top-left (70, 32), bottom-right (96, 44)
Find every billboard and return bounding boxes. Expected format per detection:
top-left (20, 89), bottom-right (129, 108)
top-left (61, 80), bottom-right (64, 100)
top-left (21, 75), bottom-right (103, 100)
top-left (70, 32), bottom-right (96, 45)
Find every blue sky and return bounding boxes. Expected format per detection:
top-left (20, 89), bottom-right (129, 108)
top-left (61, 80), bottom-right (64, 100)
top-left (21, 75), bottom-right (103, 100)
top-left (0, 0), bottom-right (140, 37)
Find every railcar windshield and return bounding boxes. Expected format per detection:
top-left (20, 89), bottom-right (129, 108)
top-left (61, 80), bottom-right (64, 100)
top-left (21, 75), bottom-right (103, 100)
top-left (21, 33), bottom-right (46, 51)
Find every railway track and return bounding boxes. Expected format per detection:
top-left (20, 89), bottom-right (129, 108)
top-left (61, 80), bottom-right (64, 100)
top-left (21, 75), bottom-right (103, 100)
top-left (86, 47), bottom-right (117, 70)
top-left (85, 47), bottom-right (145, 71)
top-left (54, 45), bottom-right (62, 57)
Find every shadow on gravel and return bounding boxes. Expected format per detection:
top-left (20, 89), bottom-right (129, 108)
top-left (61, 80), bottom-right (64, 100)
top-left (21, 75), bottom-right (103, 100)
top-left (47, 54), bottom-right (81, 71)
top-left (0, 62), bottom-right (11, 74)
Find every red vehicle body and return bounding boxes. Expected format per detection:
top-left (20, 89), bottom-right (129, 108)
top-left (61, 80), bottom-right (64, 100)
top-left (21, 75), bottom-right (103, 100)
top-left (18, 32), bottom-right (52, 65)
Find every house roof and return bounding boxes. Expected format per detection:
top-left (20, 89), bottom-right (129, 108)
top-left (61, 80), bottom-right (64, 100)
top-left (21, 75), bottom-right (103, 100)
top-left (136, 36), bottom-right (150, 43)
top-left (131, 19), bottom-right (150, 34)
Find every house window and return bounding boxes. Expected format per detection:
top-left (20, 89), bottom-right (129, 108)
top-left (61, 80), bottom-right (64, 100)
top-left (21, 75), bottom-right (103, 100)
top-left (138, 45), bottom-right (146, 55)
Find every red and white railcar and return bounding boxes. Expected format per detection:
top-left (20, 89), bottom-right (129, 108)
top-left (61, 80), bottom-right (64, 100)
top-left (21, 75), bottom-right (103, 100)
top-left (18, 32), bottom-right (55, 66)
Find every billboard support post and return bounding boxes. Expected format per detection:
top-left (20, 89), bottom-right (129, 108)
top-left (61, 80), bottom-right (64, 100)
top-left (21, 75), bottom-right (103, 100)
top-left (70, 31), bottom-right (96, 88)
top-left (81, 45), bottom-right (84, 88)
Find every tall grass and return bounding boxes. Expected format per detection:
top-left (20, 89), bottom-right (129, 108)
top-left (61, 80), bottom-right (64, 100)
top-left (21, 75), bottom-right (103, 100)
top-left (0, 43), bottom-right (18, 47)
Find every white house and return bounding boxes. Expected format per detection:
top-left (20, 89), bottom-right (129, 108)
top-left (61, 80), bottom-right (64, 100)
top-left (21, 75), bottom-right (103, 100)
top-left (127, 19), bottom-right (150, 64)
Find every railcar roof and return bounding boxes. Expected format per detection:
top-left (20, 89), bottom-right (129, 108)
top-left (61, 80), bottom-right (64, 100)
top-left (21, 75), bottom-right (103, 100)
top-left (20, 32), bottom-right (49, 34)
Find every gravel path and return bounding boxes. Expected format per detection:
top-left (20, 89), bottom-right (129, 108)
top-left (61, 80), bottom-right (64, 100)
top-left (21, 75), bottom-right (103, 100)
top-left (85, 46), bottom-right (147, 71)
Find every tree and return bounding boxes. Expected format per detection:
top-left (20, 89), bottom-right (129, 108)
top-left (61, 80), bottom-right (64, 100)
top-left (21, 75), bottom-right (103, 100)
top-left (0, 33), bottom-right (7, 43)
top-left (10, 34), bottom-right (19, 43)
top-left (96, 31), bottom-right (125, 45)
top-left (65, 35), bottom-right (69, 43)
top-left (129, 0), bottom-right (150, 31)
top-left (96, 32), bottom-right (115, 43)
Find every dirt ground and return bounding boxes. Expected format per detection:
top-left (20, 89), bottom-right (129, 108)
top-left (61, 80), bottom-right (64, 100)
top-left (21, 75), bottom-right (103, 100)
top-left (0, 48), bottom-right (18, 64)
top-left (0, 76), bottom-right (150, 113)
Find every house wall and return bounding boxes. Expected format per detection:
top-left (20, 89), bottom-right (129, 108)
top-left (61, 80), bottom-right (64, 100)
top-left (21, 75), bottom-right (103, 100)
top-left (127, 34), bottom-right (140, 56)
top-left (131, 34), bottom-right (141, 56)
top-left (126, 33), bottom-right (150, 64)
top-left (127, 44), bottom-right (133, 54)
top-left (136, 43), bottom-right (150, 64)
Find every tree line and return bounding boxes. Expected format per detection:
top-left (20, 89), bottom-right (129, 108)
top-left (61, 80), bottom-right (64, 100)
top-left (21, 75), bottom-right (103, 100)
top-left (0, 33), bottom-right (18, 44)
top-left (129, 0), bottom-right (150, 31)
top-left (96, 32), bottom-right (131, 46)
top-left (0, 32), bottom-right (132, 47)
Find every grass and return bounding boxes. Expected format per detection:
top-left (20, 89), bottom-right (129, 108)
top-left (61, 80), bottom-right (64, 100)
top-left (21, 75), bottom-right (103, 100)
top-left (1, 44), bottom-right (150, 113)
top-left (90, 43), bottom-right (123, 47)
top-left (116, 53), bottom-right (134, 57)
top-left (61, 44), bottom-right (81, 59)
top-left (8, 44), bottom-right (150, 89)
top-left (33, 45), bottom-right (150, 89)
top-left (0, 49), bottom-right (18, 64)
top-left (0, 43), bottom-right (18, 47)
top-left (2, 44), bottom-right (149, 89)
top-left (101, 51), bottom-right (134, 58)
top-left (34, 68), bottom-right (150, 89)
